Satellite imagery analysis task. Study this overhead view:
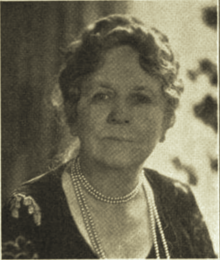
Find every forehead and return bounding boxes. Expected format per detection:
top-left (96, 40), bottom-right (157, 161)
top-left (83, 46), bottom-right (163, 95)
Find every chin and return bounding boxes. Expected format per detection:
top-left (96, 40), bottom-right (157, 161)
top-left (101, 156), bottom-right (131, 169)
top-left (95, 147), bottom-right (146, 170)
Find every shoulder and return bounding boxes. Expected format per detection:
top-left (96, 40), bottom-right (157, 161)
top-left (11, 162), bottom-right (69, 204)
top-left (19, 162), bottom-right (68, 192)
top-left (143, 168), bottom-right (198, 224)
top-left (144, 168), bottom-right (191, 201)
top-left (144, 168), bottom-right (216, 258)
top-left (2, 162), bottom-right (70, 258)
top-left (2, 162), bottom-right (69, 232)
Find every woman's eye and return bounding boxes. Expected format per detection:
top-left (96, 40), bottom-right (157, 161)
top-left (133, 94), bottom-right (152, 104)
top-left (93, 93), bottom-right (110, 101)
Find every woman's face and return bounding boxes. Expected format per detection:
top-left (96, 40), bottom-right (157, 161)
top-left (73, 46), bottom-right (166, 169)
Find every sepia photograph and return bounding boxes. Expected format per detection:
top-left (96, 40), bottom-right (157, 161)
top-left (1, 0), bottom-right (218, 259)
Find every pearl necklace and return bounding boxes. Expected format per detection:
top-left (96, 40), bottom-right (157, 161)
top-left (71, 159), bottom-right (106, 258)
top-left (76, 157), bottom-right (143, 204)
top-left (143, 177), bottom-right (170, 259)
top-left (70, 157), bottom-right (170, 259)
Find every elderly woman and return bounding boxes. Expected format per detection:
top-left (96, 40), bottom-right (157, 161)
top-left (2, 15), bottom-right (216, 259)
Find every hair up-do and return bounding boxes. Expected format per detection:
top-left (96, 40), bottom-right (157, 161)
top-left (59, 14), bottom-right (184, 137)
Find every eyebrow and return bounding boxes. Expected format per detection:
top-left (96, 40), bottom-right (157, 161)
top-left (132, 85), bottom-right (155, 96)
top-left (86, 81), bottom-right (112, 90)
top-left (82, 81), bottom-right (112, 95)
top-left (99, 83), bottom-right (112, 89)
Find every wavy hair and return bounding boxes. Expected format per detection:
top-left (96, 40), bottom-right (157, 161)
top-left (59, 14), bottom-right (183, 139)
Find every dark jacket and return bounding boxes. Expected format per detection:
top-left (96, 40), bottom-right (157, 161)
top-left (2, 162), bottom-right (216, 259)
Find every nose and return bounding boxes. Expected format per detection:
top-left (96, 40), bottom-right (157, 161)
top-left (107, 99), bottom-right (131, 124)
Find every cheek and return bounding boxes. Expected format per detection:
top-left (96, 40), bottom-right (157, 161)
top-left (76, 102), bottom-right (109, 136)
top-left (134, 107), bottom-right (164, 141)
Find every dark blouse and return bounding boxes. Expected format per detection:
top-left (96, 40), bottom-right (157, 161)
top-left (2, 162), bottom-right (216, 259)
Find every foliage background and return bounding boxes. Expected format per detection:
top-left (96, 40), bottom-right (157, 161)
top-left (1, 0), bottom-right (218, 254)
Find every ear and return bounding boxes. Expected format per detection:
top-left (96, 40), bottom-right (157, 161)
top-left (159, 117), bottom-right (167, 143)
top-left (159, 125), bottom-right (166, 142)
top-left (159, 116), bottom-right (169, 143)
top-left (160, 113), bottom-right (175, 143)
top-left (159, 134), bottom-right (166, 143)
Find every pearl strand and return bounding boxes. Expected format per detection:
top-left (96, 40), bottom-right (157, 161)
top-left (70, 157), bottom-right (170, 259)
top-left (144, 177), bottom-right (170, 259)
top-left (71, 163), bottom-right (106, 258)
top-left (148, 192), bottom-right (160, 259)
top-left (76, 157), bottom-right (143, 204)
top-left (151, 194), bottom-right (170, 259)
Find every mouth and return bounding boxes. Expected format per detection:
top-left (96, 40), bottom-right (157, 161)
top-left (104, 136), bottom-right (133, 142)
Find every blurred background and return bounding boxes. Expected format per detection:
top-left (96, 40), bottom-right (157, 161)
top-left (1, 0), bottom-right (218, 255)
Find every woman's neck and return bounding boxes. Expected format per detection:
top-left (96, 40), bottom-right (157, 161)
top-left (78, 153), bottom-right (144, 198)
